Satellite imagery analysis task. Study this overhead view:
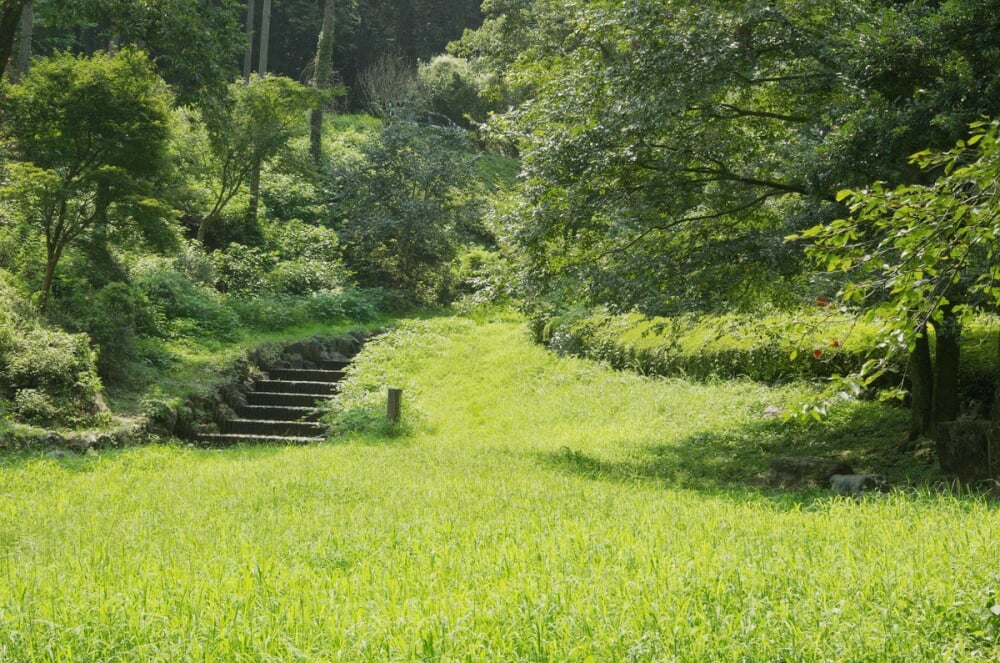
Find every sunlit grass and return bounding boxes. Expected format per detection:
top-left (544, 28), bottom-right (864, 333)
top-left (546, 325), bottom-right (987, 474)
top-left (2, 314), bottom-right (998, 661)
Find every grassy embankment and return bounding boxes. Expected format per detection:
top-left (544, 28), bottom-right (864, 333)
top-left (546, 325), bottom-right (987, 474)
top-left (2, 314), bottom-right (998, 661)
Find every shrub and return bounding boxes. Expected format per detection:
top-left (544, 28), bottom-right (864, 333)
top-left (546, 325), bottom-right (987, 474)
top-left (303, 288), bottom-right (384, 323)
top-left (538, 310), bottom-right (1000, 409)
top-left (131, 261), bottom-right (239, 340)
top-left (48, 281), bottom-right (162, 384)
top-left (450, 247), bottom-right (508, 307)
top-left (539, 311), bottom-right (883, 383)
top-left (261, 172), bottom-right (329, 226)
top-left (211, 243), bottom-right (276, 294)
top-left (229, 293), bottom-right (308, 331)
top-left (0, 325), bottom-right (104, 426)
top-left (336, 122), bottom-right (487, 304)
top-left (414, 55), bottom-right (496, 127)
top-left (12, 389), bottom-right (60, 424)
top-left (267, 259), bottom-right (346, 296)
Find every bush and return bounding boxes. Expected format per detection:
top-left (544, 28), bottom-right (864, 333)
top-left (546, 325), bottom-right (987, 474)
top-left (267, 259), bottom-right (346, 296)
top-left (336, 122), bottom-right (487, 304)
top-left (131, 260), bottom-right (240, 340)
top-left (537, 311), bottom-right (1000, 409)
top-left (304, 288), bottom-right (383, 323)
top-left (211, 243), bottom-right (276, 294)
top-left (0, 325), bottom-right (104, 426)
top-left (415, 55), bottom-right (497, 127)
top-left (229, 293), bottom-right (308, 331)
top-left (48, 281), bottom-right (162, 384)
top-left (261, 172), bottom-right (329, 226)
top-left (450, 247), bottom-right (508, 307)
top-left (538, 311), bottom-right (884, 383)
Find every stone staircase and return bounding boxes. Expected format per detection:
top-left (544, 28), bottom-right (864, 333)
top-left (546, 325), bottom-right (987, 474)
top-left (196, 359), bottom-right (350, 446)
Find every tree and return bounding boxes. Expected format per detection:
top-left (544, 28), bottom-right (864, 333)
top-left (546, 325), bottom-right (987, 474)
top-left (0, 48), bottom-right (173, 308)
top-left (336, 121), bottom-right (489, 302)
top-left (795, 120), bottom-right (1000, 438)
top-left (464, 0), bottom-right (1000, 316)
top-left (309, 0), bottom-right (336, 163)
top-left (191, 75), bottom-right (316, 243)
top-left (257, 0), bottom-right (270, 75)
top-left (0, 0), bottom-right (28, 80)
top-left (243, 0), bottom-right (255, 82)
top-left (30, 0), bottom-right (244, 105)
top-left (357, 52), bottom-right (415, 118)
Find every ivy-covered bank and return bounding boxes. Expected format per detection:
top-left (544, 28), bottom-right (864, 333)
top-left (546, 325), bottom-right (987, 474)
top-left (534, 311), bottom-right (999, 410)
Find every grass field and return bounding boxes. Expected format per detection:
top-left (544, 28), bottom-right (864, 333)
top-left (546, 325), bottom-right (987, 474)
top-left (1, 314), bottom-right (998, 661)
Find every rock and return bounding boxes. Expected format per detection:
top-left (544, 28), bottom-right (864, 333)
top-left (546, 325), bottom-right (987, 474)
top-left (45, 449), bottom-right (70, 459)
top-left (768, 456), bottom-right (854, 486)
top-left (38, 430), bottom-right (66, 448)
top-left (762, 405), bottom-right (783, 419)
top-left (830, 473), bottom-right (890, 497)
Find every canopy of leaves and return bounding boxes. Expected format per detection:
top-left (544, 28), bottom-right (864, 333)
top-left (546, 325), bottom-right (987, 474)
top-left (795, 119), bottom-right (1000, 379)
top-left (336, 121), bottom-right (490, 303)
top-left (466, 0), bottom-right (1000, 316)
top-left (32, 0), bottom-right (244, 105)
top-left (1, 47), bottom-right (174, 306)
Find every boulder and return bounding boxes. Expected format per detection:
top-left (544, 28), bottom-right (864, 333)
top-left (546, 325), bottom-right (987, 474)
top-left (830, 473), bottom-right (890, 496)
top-left (768, 456), bottom-right (854, 486)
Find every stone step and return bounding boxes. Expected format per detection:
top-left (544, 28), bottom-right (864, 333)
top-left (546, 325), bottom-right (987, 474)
top-left (196, 433), bottom-right (326, 447)
top-left (321, 360), bottom-right (351, 371)
top-left (238, 405), bottom-right (322, 421)
top-left (246, 391), bottom-right (329, 408)
top-left (254, 379), bottom-right (339, 395)
top-left (268, 368), bottom-right (346, 383)
top-left (222, 418), bottom-right (328, 438)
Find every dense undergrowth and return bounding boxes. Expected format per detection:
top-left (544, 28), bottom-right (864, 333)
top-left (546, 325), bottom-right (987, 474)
top-left (536, 310), bottom-right (1000, 412)
top-left (1, 111), bottom-right (514, 440)
top-left (1, 316), bottom-right (997, 661)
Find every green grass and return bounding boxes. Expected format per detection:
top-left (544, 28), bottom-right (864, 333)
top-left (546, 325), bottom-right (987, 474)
top-left (105, 318), bottom-right (392, 416)
top-left (1, 314), bottom-right (999, 661)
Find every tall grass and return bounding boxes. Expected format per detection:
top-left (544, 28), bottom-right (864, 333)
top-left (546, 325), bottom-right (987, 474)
top-left (1, 314), bottom-right (998, 661)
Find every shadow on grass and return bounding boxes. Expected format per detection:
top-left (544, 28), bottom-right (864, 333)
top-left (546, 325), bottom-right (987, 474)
top-left (539, 401), bottom-right (944, 501)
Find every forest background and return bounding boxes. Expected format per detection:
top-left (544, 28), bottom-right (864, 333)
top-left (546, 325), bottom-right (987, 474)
top-left (1, 0), bottom-right (1000, 482)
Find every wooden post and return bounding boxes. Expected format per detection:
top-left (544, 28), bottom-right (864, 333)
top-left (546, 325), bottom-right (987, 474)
top-left (387, 387), bottom-right (402, 424)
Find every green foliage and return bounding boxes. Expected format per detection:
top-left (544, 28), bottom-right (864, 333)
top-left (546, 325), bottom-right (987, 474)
top-left (0, 321), bottom-right (104, 426)
top-left (537, 310), bottom-right (883, 384)
top-left (130, 257), bottom-right (239, 341)
top-left (795, 120), bottom-right (1000, 387)
top-left (261, 219), bottom-right (349, 295)
top-left (260, 171), bottom-right (330, 226)
top-left (413, 54), bottom-right (497, 127)
top-left (33, 0), bottom-right (244, 105)
top-left (211, 243), bottom-right (275, 295)
top-left (193, 76), bottom-right (318, 243)
top-left (462, 0), bottom-right (1000, 317)
top-left (534, 309), bottom-right (999, 409)
top-left (335, 121), bottom-right (491, 304)
top-left (47, 281), bottom-right (162, 384)
top-left (0, 48), bottom-right (174, 307)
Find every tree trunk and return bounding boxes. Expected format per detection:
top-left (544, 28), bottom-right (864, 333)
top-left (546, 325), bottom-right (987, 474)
top-left (909, 323), bottom-right (934, 441)
top-left (248, 161), bottom-right (261, 225)
top-left (931, 305), bottom-right (961, 430)
top-left (258, 0), bottom-right (271, 76)
top-left (12, 0), bottom-right (30, 81)
top-left (310, 0), bottom-right (336, 164)
top-left (39, 237), bottom-right (65, 311)
top-left (243, 0), bottom-right (255, 83)
top-left (993, 330), bottom-right (1000, 424)
top-left (0, 1), bottom-right (26, 81)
